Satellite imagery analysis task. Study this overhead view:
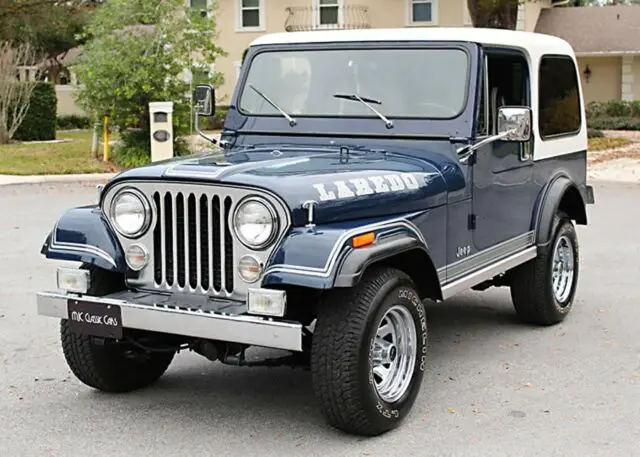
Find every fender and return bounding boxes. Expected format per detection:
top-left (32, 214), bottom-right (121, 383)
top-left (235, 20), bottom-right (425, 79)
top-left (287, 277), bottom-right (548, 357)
top-left (261, 210), bottom-right (433, 291)
top-left (40, 205), bottom-right (127, 273)
top-left (333, 232), bottom-right (428, 287)
top-left (533, 174), bottom-right (589, 249)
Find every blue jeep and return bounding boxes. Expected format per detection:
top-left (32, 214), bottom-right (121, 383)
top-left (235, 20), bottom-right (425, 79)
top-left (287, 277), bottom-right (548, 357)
top-left (37, 27), bottom-right (594, 436)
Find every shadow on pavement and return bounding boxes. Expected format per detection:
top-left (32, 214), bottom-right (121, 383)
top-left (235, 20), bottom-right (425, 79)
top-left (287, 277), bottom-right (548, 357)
top-left (72, 289), bottom-right (526, 437)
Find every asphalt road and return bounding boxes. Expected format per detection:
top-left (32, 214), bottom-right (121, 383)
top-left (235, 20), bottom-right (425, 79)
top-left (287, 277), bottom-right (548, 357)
top-left (1, 180), bottom-right (639, 457)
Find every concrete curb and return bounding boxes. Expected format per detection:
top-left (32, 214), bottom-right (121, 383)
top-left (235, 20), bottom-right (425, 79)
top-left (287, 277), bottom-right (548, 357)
top-left (0, 173), bottom-right (117, 187)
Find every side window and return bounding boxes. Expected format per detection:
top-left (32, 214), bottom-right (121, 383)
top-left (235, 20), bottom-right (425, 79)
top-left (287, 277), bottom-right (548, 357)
top-left (479, 50), bottom-right (530, 136)
top-left (538, 55), bottom-right (582, 139)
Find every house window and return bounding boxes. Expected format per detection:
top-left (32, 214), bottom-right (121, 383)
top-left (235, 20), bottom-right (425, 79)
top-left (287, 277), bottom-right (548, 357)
top-left (408, 0), bottom-right (437, 25)
top-left (316, 0), bottom-right (341, 27)
top-left (538, 55), bottom-right (582, 139)
top-left (237, 0), bottom-right (264, 30)
top-left (189, 0), bottom-right (207, 10)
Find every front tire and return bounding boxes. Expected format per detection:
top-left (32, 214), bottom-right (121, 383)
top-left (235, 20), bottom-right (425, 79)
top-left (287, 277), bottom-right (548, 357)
top-left (60, 265), bottom-right (175, 393)
top-left (510, 211), bottom-right (580, 325)
top-left (311, 267), bottom-right (428, 436)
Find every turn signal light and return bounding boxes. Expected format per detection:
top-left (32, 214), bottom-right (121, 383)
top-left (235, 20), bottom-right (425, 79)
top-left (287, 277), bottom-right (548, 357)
top-left (352, 232), bottom-right (375, 248)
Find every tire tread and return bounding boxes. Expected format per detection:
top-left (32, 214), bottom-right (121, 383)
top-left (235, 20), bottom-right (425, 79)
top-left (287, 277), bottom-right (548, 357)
top-left (510, 212), bottom-right (579, 325)
top-left (311, 266), bottom-right (416, 435)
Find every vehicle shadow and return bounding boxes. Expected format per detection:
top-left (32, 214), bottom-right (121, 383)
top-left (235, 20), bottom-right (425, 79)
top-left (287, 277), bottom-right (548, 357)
top-left (82, 289), bottom-right (526, 438)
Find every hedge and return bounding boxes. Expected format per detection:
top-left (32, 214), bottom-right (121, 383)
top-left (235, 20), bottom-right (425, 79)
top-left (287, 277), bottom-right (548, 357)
top-left (586, 100), bottom-right (640, 131)
top-left (587, 128), bottom-right (604, 138)
top-left (586, 100), bottom-right (640, 118)
top-left (197, 105), bottom-right (229, 130)
top-left (194, 105), bottom-right (229, 130)
top-left (57, 115), bottom-right (92, 130)
top-left (13, 82), bottom-right (57, 141)
top-left (587, 116), bottom-right (640, 131)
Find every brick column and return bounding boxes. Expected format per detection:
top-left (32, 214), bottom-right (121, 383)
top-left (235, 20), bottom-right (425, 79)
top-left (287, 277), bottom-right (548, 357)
top-left (621, 55), bottom-right (634, 101)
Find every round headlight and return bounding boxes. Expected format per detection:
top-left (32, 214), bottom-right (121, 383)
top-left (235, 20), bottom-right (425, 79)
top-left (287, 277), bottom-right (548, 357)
top-left (110, 189), bottom-right (151, 238)
top-left (233, 197), bottom-right (277, 249)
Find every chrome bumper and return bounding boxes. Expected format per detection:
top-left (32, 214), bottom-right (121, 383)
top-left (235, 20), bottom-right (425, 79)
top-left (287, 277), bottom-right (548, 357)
top-left (36, 291), bottom-right (303, 352)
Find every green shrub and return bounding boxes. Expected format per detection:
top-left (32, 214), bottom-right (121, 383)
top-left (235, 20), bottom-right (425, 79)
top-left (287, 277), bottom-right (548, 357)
top-left (587, 128), bottom-right (604, 138)
top-left (585, 100), bottom-right (640, 131)
top-left (12, 82), bottom-right (57, 141)
top-left (587, 116), bottom-right (640, 131)
top-left (57, 115), bottom-right (92, 130)
top-left (196, 105), bottom-right (229, 130)
top-left (586, 100), bottom-right (640, 119)
top-left (213, 105), bottom-right (229, 129)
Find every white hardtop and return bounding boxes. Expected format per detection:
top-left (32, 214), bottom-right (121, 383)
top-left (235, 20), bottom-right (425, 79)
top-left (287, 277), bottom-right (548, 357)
top-left (249, 27), bottom-right (576, 57)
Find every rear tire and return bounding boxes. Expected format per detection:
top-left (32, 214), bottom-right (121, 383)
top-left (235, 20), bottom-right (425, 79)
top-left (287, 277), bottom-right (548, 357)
top-left (60, 264), bottom-right (175, 393)
top-left (509, 212), bottom-right (580, 325)
top-left (311, 266), bottom-right (428, 436)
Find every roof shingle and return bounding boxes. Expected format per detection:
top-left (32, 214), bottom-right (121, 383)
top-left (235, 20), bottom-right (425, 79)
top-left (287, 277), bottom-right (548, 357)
top-left (535, 5), bottom-right (640, 54)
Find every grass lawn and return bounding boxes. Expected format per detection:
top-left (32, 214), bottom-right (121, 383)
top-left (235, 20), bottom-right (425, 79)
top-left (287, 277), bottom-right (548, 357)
top-left (588, 137), bottom-right (632, 152)
top-left (0, 130), bottom-right (121, 176)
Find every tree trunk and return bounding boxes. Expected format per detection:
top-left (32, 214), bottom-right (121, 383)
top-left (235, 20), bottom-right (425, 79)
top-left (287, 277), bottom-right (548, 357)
top-left (0, 123), bottom-right (9, 144)
top-left (467, 0), bottom-right (521, 29)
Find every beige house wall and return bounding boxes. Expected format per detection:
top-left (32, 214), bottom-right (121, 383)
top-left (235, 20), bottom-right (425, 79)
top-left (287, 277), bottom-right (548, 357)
top-left (55, 86), bottom-right (85, 116)
top-left (576, 56), bottom-right (622, 103)
top-left (522, 0), bottom-right (551, 32)
top-left (212, 0), bottom-right (541, 102)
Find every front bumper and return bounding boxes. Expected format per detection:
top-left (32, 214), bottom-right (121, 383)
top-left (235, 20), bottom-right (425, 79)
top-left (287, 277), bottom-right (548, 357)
top-left (36, 290), bottom-right (303, 352)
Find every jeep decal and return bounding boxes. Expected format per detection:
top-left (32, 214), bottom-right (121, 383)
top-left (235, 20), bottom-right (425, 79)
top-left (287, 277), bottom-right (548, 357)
top-left (312, 173), bottom-right (424, 202)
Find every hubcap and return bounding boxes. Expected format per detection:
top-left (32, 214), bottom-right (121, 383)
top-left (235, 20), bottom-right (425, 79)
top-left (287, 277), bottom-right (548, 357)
top-left (371, 305), bottom-right (417, 403)
top-left (551, 234), bottom-right (575, 304)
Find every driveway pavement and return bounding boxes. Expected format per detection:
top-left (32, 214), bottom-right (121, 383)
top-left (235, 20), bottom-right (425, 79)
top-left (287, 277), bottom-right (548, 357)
top-left (0, 180), bottom-right (639, 457)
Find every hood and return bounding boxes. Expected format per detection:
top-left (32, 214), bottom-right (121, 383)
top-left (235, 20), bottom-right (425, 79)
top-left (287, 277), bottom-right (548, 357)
top-left (108, 143), bottom-right (467, 226)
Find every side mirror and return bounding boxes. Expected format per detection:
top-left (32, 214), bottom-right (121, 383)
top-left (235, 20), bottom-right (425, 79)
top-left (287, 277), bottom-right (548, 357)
top-left (193, 84), bottom-right (215, 116)
top-left (497, 107), bottom-right (532, 142)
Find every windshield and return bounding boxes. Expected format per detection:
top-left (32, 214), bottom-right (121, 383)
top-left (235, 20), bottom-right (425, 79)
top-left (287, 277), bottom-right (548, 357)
top-left (238, 47), bottom-right (470, 120)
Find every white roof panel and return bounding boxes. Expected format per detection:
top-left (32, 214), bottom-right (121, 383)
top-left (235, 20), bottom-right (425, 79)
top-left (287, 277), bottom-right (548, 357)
top-left (249, 27), bottom-right (575, 55)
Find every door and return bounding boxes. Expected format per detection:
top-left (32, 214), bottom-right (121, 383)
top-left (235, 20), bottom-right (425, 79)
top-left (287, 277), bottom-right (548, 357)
top-left (471, 49), bottom-right (535, 252)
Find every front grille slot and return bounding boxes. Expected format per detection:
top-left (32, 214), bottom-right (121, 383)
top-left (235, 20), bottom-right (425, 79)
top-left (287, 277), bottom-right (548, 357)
top-left (152, 191), bottom-right (234, 295)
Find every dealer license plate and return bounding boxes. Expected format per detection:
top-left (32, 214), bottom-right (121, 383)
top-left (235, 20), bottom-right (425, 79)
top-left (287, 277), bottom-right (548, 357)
top-left (68, 299), bottom-right (123, 339)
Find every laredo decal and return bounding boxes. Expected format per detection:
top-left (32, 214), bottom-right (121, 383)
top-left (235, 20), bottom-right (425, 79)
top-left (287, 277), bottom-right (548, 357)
top-left (312, 173), bottom-right (422, 202)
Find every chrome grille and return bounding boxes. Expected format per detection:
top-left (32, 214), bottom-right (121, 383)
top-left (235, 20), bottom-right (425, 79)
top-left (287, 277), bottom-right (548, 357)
top-left (102, 181), bottom-right (291, 300)
top-left (151, 191), bottom-right (234, 295)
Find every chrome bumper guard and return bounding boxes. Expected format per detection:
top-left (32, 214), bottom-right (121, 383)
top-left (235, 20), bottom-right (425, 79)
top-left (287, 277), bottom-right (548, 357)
top-left (36, 291), bottom-right (303, 352)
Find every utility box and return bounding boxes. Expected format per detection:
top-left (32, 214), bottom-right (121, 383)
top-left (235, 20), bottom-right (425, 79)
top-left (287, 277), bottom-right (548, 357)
top-left (149, 101), bottom-right (174, 162)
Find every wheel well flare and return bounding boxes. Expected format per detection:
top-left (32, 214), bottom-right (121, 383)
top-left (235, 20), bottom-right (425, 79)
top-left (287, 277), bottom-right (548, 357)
top-left (558, 185), bottom-right (587, 225)
top-left (376, 249), bottom-right (443, 301)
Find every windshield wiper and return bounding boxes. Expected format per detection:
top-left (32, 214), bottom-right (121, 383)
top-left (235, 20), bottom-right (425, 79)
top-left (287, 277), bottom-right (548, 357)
top-left (248, 84), bottom-right (297, 126)
top-left (333, 93), bottom-right (394, 129)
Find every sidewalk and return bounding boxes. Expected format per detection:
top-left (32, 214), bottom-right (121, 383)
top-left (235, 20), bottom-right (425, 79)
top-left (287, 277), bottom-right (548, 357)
top-left (0, 173), bottom-right (116, 187)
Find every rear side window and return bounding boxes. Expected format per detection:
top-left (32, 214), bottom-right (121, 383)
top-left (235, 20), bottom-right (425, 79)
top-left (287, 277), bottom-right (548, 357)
top-left (538, 55), bottom-right (582, 139)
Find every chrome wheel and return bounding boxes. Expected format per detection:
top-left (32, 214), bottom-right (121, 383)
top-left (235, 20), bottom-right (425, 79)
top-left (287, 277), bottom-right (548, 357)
top-left (371, 305), bottom-right (417, 403)
top-left (551, 234), bottom-right (575, 304)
